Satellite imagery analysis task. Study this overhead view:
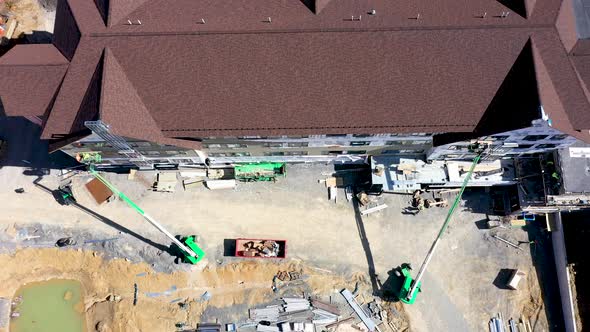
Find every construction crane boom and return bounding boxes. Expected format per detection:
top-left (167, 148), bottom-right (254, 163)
top-left (89, 166), bottom-right (205, 264)
top-left (399, 149), bottom-right (484, 304)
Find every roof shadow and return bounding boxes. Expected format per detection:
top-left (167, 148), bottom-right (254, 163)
top-left (300, 0), bottom-right (331, 14)
top-left (497, 0), bottom-right (528, 18)
top-left (0, 30), bottom-right (54, 57)
top-left (0, 115), bottom-right (80, 169)
top-left (70, 50), bottom-right (104, 133)
top-left (53, 0), bottom-right (81, 60)
top-left (474, 39), bottom-right (540, 136)
top-left (433, 40), bottom-right (540, 146)
top-left (94, 0), bottom-right (109, 25)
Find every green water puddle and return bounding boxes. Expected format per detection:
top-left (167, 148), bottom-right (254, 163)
top-left (10, 279), bottom-right (86, 332)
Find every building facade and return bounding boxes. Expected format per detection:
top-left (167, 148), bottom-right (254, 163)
top-left (2, 0), bottom-right (590, 169)
top-left (58, 115), bottom-right (577, 169)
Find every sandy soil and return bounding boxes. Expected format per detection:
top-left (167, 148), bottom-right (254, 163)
top-left (0, 248), bottom-right (385, 332)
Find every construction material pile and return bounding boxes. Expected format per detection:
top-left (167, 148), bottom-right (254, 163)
top-left (246, 289), bottom-right (404, 332)
top-left (240, 240), bottom-right (280, 258)
top-left (249, 297), bottom-right (341, 332)
top-left (489, 313), bottom-right (532, 332)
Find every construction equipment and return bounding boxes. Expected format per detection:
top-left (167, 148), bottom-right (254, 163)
top-left (58, 184), bottom-right (76, 206)
top-left (55, 237), bottom-right (77, 247)
top-left (75, 152), bottom-right (102, 163)
top-left (88, 166), bottom-right (205, 264)
top-left (396, 149), bottom-right (484, 304)
top-left (234, 163), bottom-right (286, 182)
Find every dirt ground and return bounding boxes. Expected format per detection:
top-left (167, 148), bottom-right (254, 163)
top-left (0, 159), bottom-right (549, 332)
top-left (0, 248), bottom-right (390, 332)
top-left (0, 0), bottom-right (55, 38)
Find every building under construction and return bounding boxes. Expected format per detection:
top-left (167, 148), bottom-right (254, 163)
top-left (0, 0), bottom-right (589, 168)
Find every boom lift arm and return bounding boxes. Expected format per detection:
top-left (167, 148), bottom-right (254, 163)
top-left (89, 166), bottom-right (205, 264)
top-left (398, 149), bottom-right (484, 304)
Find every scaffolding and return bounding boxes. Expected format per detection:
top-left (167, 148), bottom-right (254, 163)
top-left (84, 120), bottom-right (151, 168)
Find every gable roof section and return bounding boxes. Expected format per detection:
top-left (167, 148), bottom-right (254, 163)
top-left (532, 37), bottom-right (590, 141)
top-left (497, 0), bottom-right (533, 18)
top-left (556, 0), bottom-right (578, 53)
top-left (0, 44), bottom-right (69, 65)
top-left (115, 0), bottom-right (554, 35)
top-left (300, 0), bottom-right (333, 14)
top-left (433, 39), bottom-right (542, 146)
top-left (105, 29), bottom-right (529, 138)
top-left (93, 0), bottom-right (108, 25)
top-left (532, 31), bottom-right (590, 130)
top-left (8, 0), bottom-right (590, 146)
top-left (571, 56), bottom-right (590, 102)
top-left (53, 0), bottom-right (81, 60)
top-left (0, 45), bottom-right (68, 117)
top-left (108, 0), bottom-right (150, 27)
top-left (63, 0), bottom-right (106, 33)
top-left (474, 39), bottom-right (541, 135)
top-left (526, 0), bottom-right (539, 16)
top-left (42, 40), bottom-right (104, 139)
top-left (100, 48), bottom-right (201, 149)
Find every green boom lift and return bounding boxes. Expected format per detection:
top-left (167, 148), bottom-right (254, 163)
top-left (397, 146), bottom-right (485, 304)
top-left (89, 166), bottom-right (205, 264)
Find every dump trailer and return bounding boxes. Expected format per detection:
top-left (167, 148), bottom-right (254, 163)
top-left (234, 163), bottom-right (286, 182)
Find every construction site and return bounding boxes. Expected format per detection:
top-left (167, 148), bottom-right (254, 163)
top-left (2, 0), bottom-right (590, 331)
top-left (0, 157), bottom-right (556, 332)
top-left (0, 118), bottom-right (570, 332)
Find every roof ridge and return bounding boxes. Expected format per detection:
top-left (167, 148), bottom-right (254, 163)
top-left (88, 23), bottom-right (556, 38)
top-left (161, 124), bottom-right (476, 132)
top-left (0, 63), bottom-right (70, 67)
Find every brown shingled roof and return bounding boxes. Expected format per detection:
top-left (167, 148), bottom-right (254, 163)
top-left (0, 44), bottom-right (68, 65)
top-left (0, 45), bottom-right (68, 117)
top-left (533, 40), bottom-right (590, 142)
top-left (5, 0), bottom-right (590, 146)
top-left (101, 29), bottom-right (528, 137)
top-left (41, 39), bottom-right (104, 139)
top-left (100, 48), bottom-right (201, 149)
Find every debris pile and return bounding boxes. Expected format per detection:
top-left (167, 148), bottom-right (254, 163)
top-left (247, 289), bottom-right (405, 332)
top-left (401, 189), bottom-right (450, 215)
top-left (275, 271), bottom-right (302, 282)
top-left (272, 270), bottom-right (303, 292)
top-left (240, 240), bottom-right (280, 258)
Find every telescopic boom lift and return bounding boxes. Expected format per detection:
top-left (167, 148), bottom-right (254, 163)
top-left (398, 146), bottom-right (485, 304)
top-left (89, 166), bottom-right (205, 264)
